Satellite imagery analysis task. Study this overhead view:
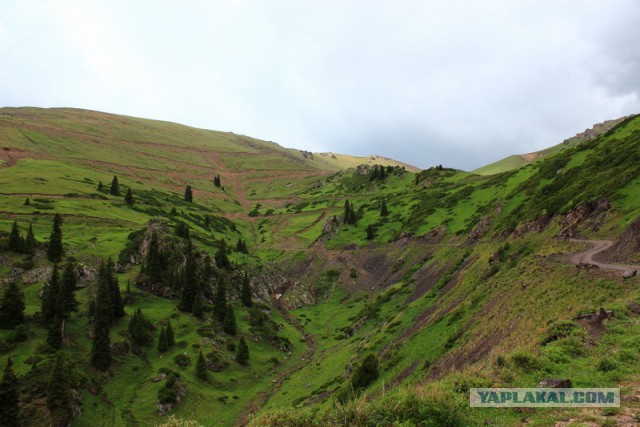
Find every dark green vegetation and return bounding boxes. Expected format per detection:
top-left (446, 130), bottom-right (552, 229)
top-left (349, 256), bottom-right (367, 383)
top-left (1, 107), bottom-right (640, 426)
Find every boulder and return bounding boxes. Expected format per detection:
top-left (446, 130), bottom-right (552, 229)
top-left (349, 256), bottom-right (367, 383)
top-left (623, 269), bottom-right (637, 279)
top-left (537, 378), bottom-right (572, 388)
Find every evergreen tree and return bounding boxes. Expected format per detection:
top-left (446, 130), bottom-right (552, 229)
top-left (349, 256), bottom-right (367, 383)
top-left (196, 351), bottom-right (208, 380)
top-left (91, 261), bottom-right (112, 371)
top-left (0, 356), bottom-right (19, 427)
top-left (213, 175), bottom-right (221, 188)
top-left (124, 188), bottom-right (134, 205)
top-left (386, 165), bottom-right (394, 174)
top-left (165, 320), bottom-right (175, 347)
top-left (240, 272), bottom-right (252, 308)
top-left (0, 281), bottom-right (25, 329)
top-left (42, 264), bottom-right (60, 323)
top-left (175, 221), bottom-right (190, 239)
top-left (213, 280), bottom-right (227, 322)
top-left (24, 223), bottom-right (36, 255)
top-left (97, 181), bottom-right (104, 192)
top-left (223, 305), bottom-right (237, 335)
top-left (157, 327), bottom-right (168, 352)
top-left (380, 200), bottom-right (389, 217)
top-left (106, 259), bottom-right (124, 318)
top-left (145, 232), bottom-right (165, 283)
top-left (178, 241), bottom-right (198, 312)
top-left (47, 315), bottom-right (63, 350)
top-left (128, 307), bottom-right (152, 346)
top-left (8, 220), bottom-right (22, 252)
top-left (109, 175), bottom-right (120, 196)
top-left (215, 239), bottom-right (230, 269)
top-left (343, 200), bottom-right (357, 226)
top-left (47, 214), bottom-right (64, 263)
top-left (236, 336), bottom-right (249, 365)
top-left (184, 185), bottom-right (193, 202)
top-left (47, 354), bottom-right (72, 425)
top-left (24, 196), bottom-right (30, 205)
top-left (58, 263), bottom-right (79, 323)
top-left (366, 225), bottom-right (375, 240)
top-left (191, 293), bottom-right (204, 319)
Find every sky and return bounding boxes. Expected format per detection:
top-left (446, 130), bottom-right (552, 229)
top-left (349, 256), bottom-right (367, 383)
top-left (1, 1), bottom-right (639, 171)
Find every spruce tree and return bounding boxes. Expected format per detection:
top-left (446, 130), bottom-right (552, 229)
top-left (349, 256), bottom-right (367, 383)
top-left (8, 220), bottom-right (22, 252)
top-left (57, 262), bottom-right (79, 328)
top-left (42, 264), bottom-right (60, 323)
top-left (47, 315), bottom-right (63, 350)
top-left (213, 175), bottom-right (221, 188)
top-left (213, 280), bottom-right (227, 322)
top-left (240, 272), bottom-right (252, 307)
top-left (178, 241), bottom-right (198, 312)
top-left (236, 336), bottom-right (249, 365)
top-left (47, 214), bottom-right (64, 263)
top-left (124, 188), bottom-right (134, 205)
top-left (223, 305), bottom-right (237, 335)
top-left (157, 327), bottom-right (168, 352)
top-left (107, 259), bottom-right (124, 318)
top-left (24, 223), bottom-right (36, 255)
top-left (109, 175), bottom-right (120, 196)
top-left (215, 239), bottom-right (230, 269)
top-left (191, 293), bottom-right (204, 319)
top-left (184, 185), bottom-right (193, 202)
top-left (128, 307), bottom-right (152, 346)
top-left (24, 196), bottom-right (30, 206)
top-left (196, 351), bottom-right (208, 380)
top-left (366, 225), bottom-right (375, 240)
top-left (0, 356), bottom-right (19, 427)
top-left (97, 181), bottom-right (104, 192)
top-left (47, 354), bottom-right (72, 425)
top-left (165, 320), bottom-right (175, 347)
top-left (0, 281), bottom-right (25, 329)
top-left (91, 261), bottom-right (112, 371)
top-left (145, 232), bottom-right (165, 283)
top-left (380, 200), bottom-right (389, 217)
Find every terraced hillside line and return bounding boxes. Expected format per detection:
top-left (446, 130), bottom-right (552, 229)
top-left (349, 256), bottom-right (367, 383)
top-left (569, 239), bottom-right (640, 271)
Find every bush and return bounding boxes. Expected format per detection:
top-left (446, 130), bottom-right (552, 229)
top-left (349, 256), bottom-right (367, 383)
top-left (510, 350), bottom-right (539, 372)
top-left (542, 320), bottom-right (578, 345)
top-left (173, 353), bottom-right (191, 368)
top-left (597, 357), bottom-right (618, 372)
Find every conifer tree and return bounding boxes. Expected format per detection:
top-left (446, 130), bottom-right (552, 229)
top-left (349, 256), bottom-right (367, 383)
top-left (380, 200), bottom-right (389, 217)
top-left (58, 262), bottom-right (79, 327)
top-left (128, 307), bottom-right (152, 346)
top-left (124, 188), bottom-right (134, 205)
top-left (106, 259), bottom-right (124, 318)
top-left (366, 225), bottom-right (375, 240)
top-left (240, 272), bottom-right (252, 308)
top-left (213, 175), bottom-right (221, 188)
top-left (8, 220), bottom-right (22, 252)
top-left (0, 357), bottom-right (19, 426)
top-left (236, 336), bottom-right (249, 365)
top-left (47, 354), bottom-right (72, 424)
top-left (165, 320), bottom-right (175, 347)
top-left (24, 223), bottom-right (36, 255)
top-left (215, 239), bottom-right (230, 269)
top-left (47, 315), bottom-right (63, 350)
top-left (213, 279), bottom-right (227, 322)
top-left (0, 280), bottom-right (25, 329)
top-left (42, 264), bottom-right (60, 323)
top-left (47, 214), bottom-right (64, 263)
top-left (157, 327), bottom-right (168, 352)
top-left (91, 261), bottom-right (112, 371)
top-left (179, 241), bottom-right (198, 312)
top-left (24, 196), bottom-right (30, 205)
top-left (223, 304), bottom-right (237, 335)
top-left (145, 232), bottom-right (165, 283)
top-left (196, 351), bottom-right (208, 380)
top-left (97, 181), bottom-right (104, 192)
top-left (191, 293), bottom-right (204, 319)
top-left (184, 185), bottom-right (193, 202)
top-left (109, 175), bottom-right (120, 196)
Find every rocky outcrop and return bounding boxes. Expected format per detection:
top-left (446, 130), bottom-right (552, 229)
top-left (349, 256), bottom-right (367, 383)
top-left (558, 199), bottom-right (611, 238)
top-left (600, 215), bottom-right (640, 264)
top-left (512, 214), bottom-right (552, 238)
top-left (465, 217), bottom-right (492, 245)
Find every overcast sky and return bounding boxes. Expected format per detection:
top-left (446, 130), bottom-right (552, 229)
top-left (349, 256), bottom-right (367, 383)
top-left (1, 1), bottom-right (639, 170)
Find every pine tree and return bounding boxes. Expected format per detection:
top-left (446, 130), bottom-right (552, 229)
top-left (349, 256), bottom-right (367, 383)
top-left (128, 307), bottom-right (152, 346)
top-left (24, 196), bottom-right (30, 205)
top-left (97, 181), bottom-right (104, 192)
top-left (24, 223), bottom-right (36, 255)
top-left (236, 336), bottom-right (249, 365)
top-left (145, 232), bottom-right (165, 283)
top-left (215, 239), bottom-right (230, 269)
top-left (223, 305), bottom-right (237, 335)
top-left (47, 315), bottom-right (63, 350)
top-left (42, 264), bottom-right (60, 323)
top-left (8, 220), bottom-right (22, 252)
top-left (366, 225), bottom-right (375, 240)
top-left (91, 261), bottom-right (112, 371)
top-left (124, 188), bottom-right (134, 205)
top-left (191, 293), bottom-right (204, 319)
top-left (184, 185), bottom-right (193, 202)
top-left (58, 262), bottom-right (79, 323)
top-left (165, 320), bottom-right (175, 347)
top-left (0, 280), bottom-right (25, 329)
top-left (179, 241), bottom-right (198, 312)
top-left (106, 259), bottom-right (124, 318)
top-left (0, 356), bottom-right (19, 426)
top-left (47, 354), bottom-right (72, 425)
top-left (109, 175), bottom-right (120, 196)
top-left (47, 214), bottom-right (64, 263)
top-left (386, 165), bottom-right (394, 174)
top-left (213, 280), bottom-right (227, 322)
top-left (157, 327), bottom-right (168, 352)
top-left (380, 200), bottom-right (389, 217)
top-left (240, 272), bottom-right (252, 308)
top-left (196, 351), bottom-right (208, 380)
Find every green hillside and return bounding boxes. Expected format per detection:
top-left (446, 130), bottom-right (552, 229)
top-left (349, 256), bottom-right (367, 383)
top-left (1, 107), bottom-right (640, 426)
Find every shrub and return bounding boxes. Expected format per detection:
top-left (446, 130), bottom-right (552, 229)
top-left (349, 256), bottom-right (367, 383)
top-left (173, 353), bottom-right (191, 368)
top-left (542, 320), bottom-right (578, 345)
top-left (597, 357), bottom-right (618, 373)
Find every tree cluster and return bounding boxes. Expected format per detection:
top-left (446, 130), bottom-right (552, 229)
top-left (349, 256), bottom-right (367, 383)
top-left (7, 220), bottom-right (37, 255)
top-left (235, 238), bottom-right (248, 254)
top-left (157, 320), bottom-right (176, 352)
top-left (368, 165), bottom-right (389, 181)
top-left (343, 200), bottom-right (358, 226)
top-left (42, 263), bottom-right (79, 349)
top-left (128, 307), bottom-right (153, 346)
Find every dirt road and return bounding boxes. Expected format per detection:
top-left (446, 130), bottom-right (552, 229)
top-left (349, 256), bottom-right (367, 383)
top-left (569, 239), bottom-right (640, 272)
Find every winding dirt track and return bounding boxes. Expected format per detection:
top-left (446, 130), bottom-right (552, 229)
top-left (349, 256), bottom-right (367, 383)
top-left (569, 239), bottom-right (640, 272)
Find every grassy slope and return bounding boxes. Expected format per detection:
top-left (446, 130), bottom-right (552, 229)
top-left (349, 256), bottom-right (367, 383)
top-left (1, 108), bottom-right (640, 426)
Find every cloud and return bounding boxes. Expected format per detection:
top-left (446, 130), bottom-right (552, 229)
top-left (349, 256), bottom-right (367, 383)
top-left (1, 0), bottom-right (639, 170)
